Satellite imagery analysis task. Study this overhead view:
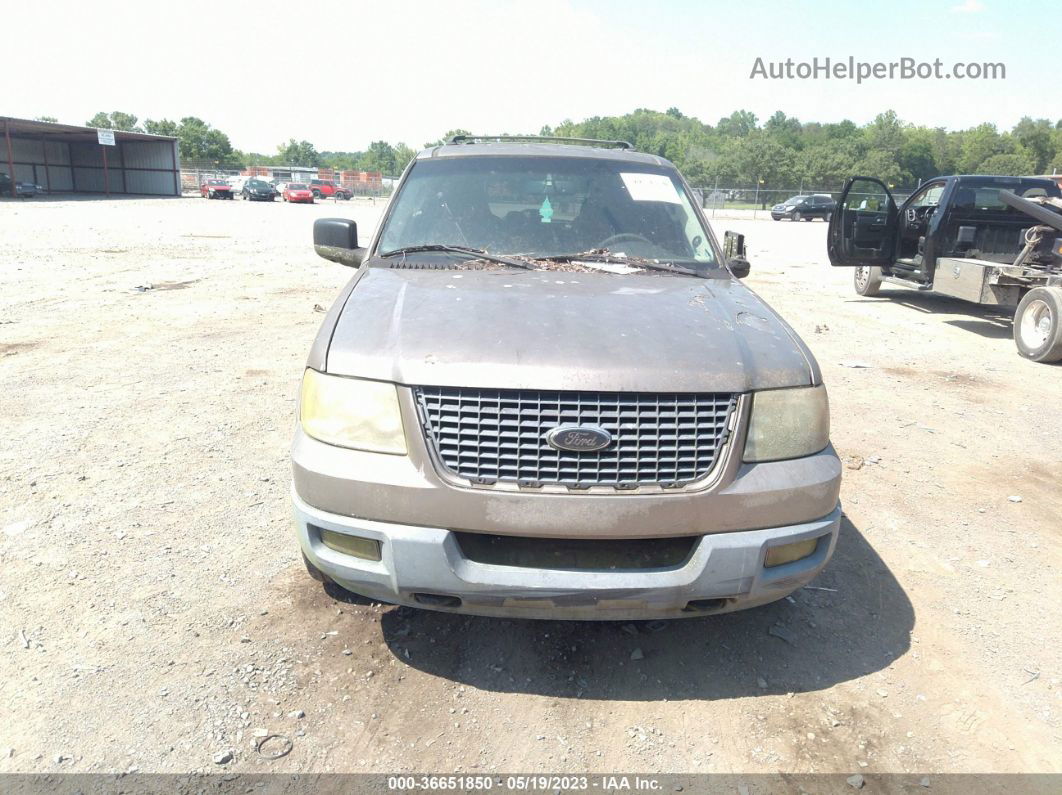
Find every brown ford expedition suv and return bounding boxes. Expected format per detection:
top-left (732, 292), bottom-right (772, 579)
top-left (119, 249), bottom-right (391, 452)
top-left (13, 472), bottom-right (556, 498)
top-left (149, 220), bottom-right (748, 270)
top-left (291, 135), bottom-right (841, 620)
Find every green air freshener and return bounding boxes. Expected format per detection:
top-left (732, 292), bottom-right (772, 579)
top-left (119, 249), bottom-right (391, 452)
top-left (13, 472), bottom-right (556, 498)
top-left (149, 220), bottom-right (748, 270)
top-left (539, 196), bottom-right (553, 224)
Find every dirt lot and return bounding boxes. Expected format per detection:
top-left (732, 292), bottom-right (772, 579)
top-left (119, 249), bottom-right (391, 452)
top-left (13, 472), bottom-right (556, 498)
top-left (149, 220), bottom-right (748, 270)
top-left (0, 197), bottom-right (1059, 777)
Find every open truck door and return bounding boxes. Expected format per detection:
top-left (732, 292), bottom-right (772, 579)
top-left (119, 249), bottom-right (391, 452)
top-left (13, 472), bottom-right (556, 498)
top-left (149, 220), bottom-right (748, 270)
top-left (828, 177), bottom-right (899, 267)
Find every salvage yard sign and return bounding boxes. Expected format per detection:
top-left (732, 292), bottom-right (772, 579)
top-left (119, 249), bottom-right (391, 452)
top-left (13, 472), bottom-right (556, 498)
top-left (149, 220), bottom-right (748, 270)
top-left (97, 129), bottom-right (116, 146)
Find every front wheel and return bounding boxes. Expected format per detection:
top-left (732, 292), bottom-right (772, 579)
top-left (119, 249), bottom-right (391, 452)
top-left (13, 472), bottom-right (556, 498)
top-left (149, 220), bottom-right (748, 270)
top-left (312, 190), bottom-right (321, 198)
top-left (792, 211), bottom-right (802, 221)
top-left (1014, 286), bottom-right (1062, 363)
top-left (854, 265), bottom-right (883, 297)
top-left (302, 553), bottom-right (329, 583)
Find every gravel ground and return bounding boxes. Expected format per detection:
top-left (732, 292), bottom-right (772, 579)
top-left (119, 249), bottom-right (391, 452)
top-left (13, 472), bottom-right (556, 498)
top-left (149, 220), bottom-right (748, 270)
top-left (0, 196), bottom-right (1059, 776)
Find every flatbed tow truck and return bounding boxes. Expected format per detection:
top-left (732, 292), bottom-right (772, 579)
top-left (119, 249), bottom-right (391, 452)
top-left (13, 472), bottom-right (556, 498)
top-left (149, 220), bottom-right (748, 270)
top-left (828, 174), bottom-right (1062, 363)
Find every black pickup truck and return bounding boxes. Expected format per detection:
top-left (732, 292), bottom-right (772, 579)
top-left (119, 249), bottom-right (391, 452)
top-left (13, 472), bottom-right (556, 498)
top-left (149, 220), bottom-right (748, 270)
top-left (828, 174), bottom-right (1062, 363)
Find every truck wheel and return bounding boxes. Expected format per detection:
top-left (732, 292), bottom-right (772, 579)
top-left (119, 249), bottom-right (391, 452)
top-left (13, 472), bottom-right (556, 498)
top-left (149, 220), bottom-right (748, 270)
top-left (854, 265), bottom-right (883, 297)
top-left (1014, 286), bottom-right (1062, 363)
top-left (302, 553), bottom-right (330, 583)
top-left (312, 190), bottom-right (321, 198)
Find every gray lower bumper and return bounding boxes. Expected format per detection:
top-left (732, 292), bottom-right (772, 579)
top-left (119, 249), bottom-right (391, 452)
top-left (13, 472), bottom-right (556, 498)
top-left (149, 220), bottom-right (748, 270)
top-left (293, 488), bottom-right (841, 620)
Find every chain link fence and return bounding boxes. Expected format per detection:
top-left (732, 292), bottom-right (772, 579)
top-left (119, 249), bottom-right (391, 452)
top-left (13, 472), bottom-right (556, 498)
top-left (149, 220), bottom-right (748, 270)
top-left (693, 185), bottom-right (915, 219)
top-left (179, 166), bottom-right (396, 198)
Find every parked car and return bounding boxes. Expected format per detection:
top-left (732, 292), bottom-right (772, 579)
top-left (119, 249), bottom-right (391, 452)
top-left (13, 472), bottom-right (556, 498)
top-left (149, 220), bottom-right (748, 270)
top-left (200, 178), bottom-right (234, 200)
top-left (242, 179), bottom-right (276, 202)
top-left (291, 136), bottom-right (841, 620)
top-left (1, 172), bottom-right (43, 198)
top-left (771, 194), bottom-right (836, 221)
top-left (272, 181), bottom-right (288, 196)
top-left (828, 174), bottom-right (1062, 362)
top-left (309, 179), bottom-right (352, 200)
top-left (283, 183), bottom-right (315, 204)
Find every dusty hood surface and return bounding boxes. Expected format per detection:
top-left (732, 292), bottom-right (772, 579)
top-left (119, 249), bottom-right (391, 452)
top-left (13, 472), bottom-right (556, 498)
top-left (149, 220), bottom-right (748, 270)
top-left (324, 267), bottom-right (816, 392)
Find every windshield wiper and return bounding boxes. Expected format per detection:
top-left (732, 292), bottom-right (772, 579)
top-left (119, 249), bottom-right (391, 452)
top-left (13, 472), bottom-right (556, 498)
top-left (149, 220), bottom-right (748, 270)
top-left (379, 244), bottom-right (537, 270)
top-left (540, 252), bottom-right (705, 278)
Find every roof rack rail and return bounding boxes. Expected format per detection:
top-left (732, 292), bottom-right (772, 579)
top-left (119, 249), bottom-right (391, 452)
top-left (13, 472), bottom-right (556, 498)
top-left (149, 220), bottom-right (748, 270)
top-left (447, 134), bottom-right (635, 150)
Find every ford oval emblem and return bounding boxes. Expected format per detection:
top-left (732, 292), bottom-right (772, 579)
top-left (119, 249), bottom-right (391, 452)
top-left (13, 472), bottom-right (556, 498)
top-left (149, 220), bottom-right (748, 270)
top-left (545, 425), bottom-right (613, 453)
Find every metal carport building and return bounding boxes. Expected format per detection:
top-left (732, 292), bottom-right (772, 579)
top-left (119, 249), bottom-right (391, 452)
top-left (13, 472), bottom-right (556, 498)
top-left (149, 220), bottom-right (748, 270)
top-left (2, 115), bottom-right (181, 198)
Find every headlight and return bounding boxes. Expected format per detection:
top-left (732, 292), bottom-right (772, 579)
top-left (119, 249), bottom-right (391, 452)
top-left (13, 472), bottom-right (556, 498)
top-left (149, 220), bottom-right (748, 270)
top-left (743, 385), bottom-right (830, 462)
top-left (299, 369), bottom-right (407, 454)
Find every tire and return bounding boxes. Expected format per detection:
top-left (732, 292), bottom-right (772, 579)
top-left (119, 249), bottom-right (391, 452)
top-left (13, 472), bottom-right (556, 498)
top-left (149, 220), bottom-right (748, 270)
top-left (792, 211), bottom-right (802, 221)
top-left (302, 553), bottom-right (329, 583)
top-left (854, 265), bottom-right (883, 297)
top-left (1013, 286), bottom-right (1062, 363)
top-left (312, 190), bottom-right (321, 198)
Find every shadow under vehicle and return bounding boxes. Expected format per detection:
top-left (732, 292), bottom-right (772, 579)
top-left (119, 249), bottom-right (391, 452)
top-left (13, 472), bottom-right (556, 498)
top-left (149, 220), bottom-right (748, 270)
top-left (828, 174), bottom-right (1062, 363)
top-left (365, 515), bottom-right (911, 701)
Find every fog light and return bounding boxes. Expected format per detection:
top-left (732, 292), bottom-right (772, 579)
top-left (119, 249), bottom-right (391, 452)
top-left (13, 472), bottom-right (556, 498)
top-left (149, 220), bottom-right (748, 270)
top-left (764, 537), bottom-right (818, 568)
top-left (319, 528), bottom-right (381, 561)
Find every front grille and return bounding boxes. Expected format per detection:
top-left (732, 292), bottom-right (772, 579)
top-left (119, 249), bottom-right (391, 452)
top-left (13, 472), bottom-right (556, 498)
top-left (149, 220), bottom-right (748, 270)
top-left (454, 532), bottom-right (698, 570)
top-left (414, 387), bottom-right (737, 488)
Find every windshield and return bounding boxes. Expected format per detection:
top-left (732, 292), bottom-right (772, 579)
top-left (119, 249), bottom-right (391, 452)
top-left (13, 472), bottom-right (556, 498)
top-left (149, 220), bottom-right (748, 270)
top-left (377, 156), bottom-right (716, 264)
top-left (288, 183), bottom-right (306, 190)
top-left (783, 195), bottom-right (809, 204)
top-left (247, 180), bottom-right (269, 188)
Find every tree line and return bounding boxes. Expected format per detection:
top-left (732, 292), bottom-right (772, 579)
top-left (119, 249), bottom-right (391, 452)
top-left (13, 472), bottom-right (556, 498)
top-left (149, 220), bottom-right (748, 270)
top-left (78, 109), bottom-right (1062, 186)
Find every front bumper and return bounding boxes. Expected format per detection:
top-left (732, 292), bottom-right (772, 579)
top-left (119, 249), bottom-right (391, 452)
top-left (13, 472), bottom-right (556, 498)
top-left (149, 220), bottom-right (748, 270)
top-left (293, 488), bottom-right (842, 620)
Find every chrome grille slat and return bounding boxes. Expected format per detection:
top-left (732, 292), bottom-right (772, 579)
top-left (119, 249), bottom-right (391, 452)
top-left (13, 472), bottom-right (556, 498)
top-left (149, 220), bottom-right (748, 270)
top-left (415, 387), bottom-right (736, 488)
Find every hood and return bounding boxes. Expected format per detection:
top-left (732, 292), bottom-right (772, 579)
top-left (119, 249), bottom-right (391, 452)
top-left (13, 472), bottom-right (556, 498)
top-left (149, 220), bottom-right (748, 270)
top-left (324, 267), bottom-right (816, 392)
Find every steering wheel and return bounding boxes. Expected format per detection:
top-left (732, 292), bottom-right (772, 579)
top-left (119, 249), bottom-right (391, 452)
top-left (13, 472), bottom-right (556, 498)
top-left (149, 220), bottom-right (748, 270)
top-left (905, 205), bottom-right (937, 228)
top-left (599, 232), bottom-right (653, 249)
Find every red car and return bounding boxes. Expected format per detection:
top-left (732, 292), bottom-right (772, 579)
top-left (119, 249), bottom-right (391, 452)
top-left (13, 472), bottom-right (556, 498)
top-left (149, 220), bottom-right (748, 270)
top-left (309, 178), bottom-right (352, 200)
top-left (200, 179), bottom-right (234, 199)
top-left (283, 183), bottom-right (315, 204)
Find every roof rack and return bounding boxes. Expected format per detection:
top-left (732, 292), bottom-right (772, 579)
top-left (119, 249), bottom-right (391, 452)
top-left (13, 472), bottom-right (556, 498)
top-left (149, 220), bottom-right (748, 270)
top-left (447, 134), bottom-right (635, 150)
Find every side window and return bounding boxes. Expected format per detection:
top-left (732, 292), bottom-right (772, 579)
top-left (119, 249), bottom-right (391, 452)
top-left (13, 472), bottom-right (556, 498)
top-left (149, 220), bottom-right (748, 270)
top-left (909, 184), bottom-right (944, 208)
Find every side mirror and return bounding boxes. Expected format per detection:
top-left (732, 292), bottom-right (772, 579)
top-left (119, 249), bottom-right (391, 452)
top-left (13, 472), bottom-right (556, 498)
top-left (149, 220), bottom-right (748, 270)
top-left (723, 230), bottom-right (751, 279)
top-left (313, 218), bottom-right (367, 268)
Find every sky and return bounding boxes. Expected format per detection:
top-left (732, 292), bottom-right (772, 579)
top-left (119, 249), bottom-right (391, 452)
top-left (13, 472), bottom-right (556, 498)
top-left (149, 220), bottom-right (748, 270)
top-left (3, 0), bottom-right (1056, 153)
